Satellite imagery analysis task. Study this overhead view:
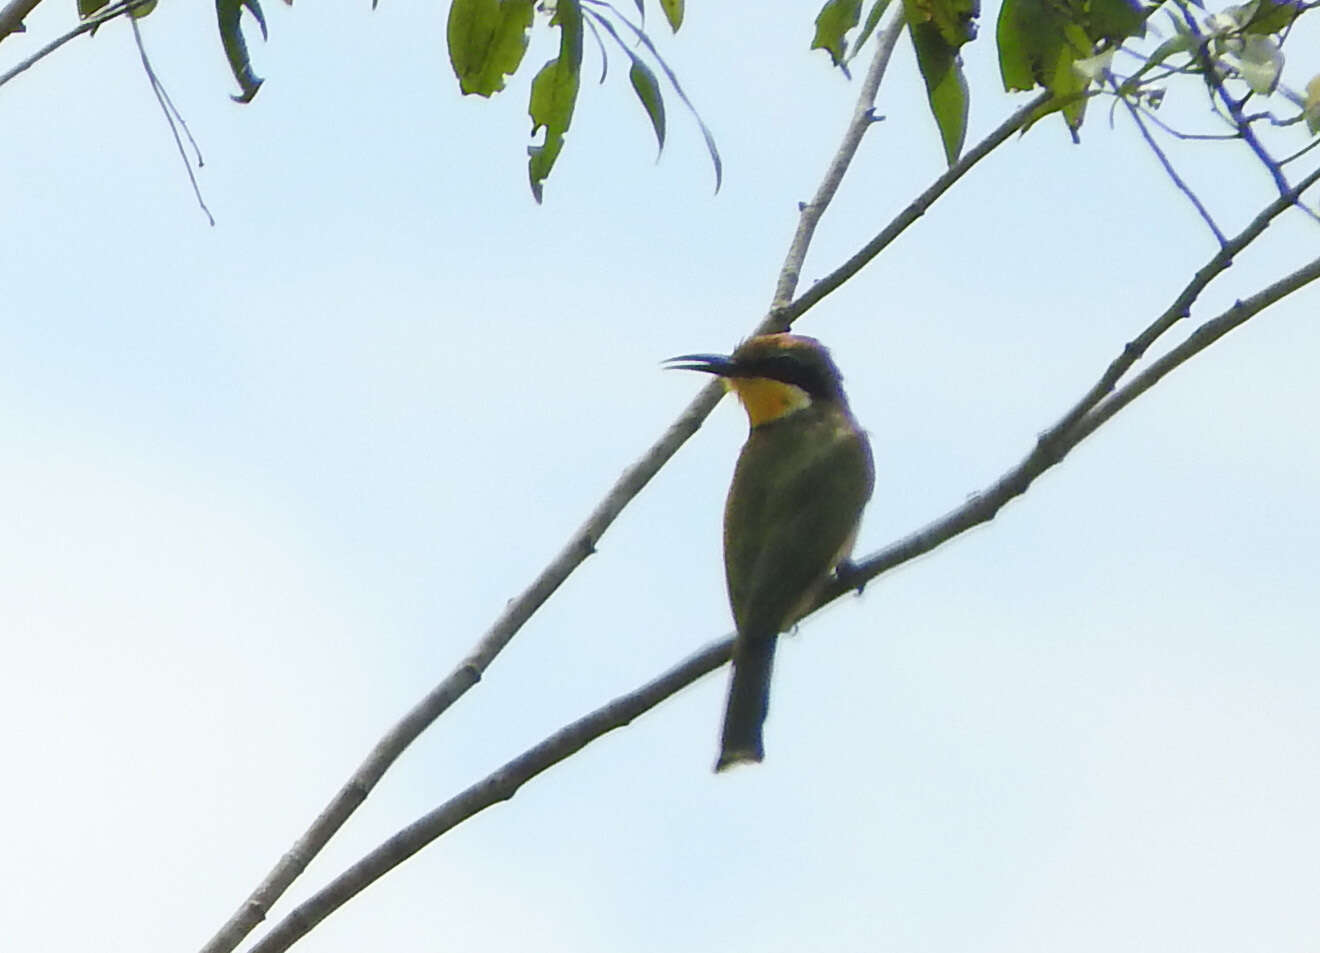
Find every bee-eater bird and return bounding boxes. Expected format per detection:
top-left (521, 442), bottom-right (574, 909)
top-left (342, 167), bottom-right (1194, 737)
top-left (666, 333), bottom-right (874, 770)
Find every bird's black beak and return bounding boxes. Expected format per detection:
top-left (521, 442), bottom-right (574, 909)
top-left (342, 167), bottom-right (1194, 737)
top-left (663, 353), bottom-right (737, 376)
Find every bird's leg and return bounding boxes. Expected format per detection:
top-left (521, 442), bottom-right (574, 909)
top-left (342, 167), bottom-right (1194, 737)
top-left (835, 558), bottom-right (866, 595)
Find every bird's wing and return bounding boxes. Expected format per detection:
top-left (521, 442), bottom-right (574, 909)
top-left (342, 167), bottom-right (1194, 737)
top-left (724, 424), bottom-right (873, 639)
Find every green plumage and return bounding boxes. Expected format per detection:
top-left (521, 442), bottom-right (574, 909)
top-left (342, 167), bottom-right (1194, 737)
top-left (718, 400), bottom-right (874, 770)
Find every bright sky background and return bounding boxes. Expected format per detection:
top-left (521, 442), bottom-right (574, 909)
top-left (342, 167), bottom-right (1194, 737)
top-left (3, 2), bottom-right (1319, 952)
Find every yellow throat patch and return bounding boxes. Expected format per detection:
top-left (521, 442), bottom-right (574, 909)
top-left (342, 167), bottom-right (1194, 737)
top-left (725, 377), bottom-right (812, 427)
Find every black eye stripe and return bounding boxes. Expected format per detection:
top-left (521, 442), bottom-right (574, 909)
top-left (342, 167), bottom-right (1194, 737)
top-left (740, 354), bottom-right (838, 399)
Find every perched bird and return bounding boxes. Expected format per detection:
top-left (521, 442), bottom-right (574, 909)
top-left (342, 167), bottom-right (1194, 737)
top-left (667, 333), bottom-right (874, 770)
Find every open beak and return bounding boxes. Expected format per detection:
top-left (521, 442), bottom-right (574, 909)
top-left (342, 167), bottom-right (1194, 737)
top-left (662, 353), bottom-right (737, 376)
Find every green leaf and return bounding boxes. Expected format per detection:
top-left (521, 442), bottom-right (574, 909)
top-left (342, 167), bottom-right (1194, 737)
top-left (129, 0), bottom-right (157, 17)
top-left (997, 0), bottom-right (1076, 90)
top-left (903, 0), bottom-right (976, 163)
top-left (927, 51), bottom-right (969, 163)
top-left (1086, 0), bottom-right (1145, 43)
top-left (1305, 74), bottom-right (1320, 136)
top-left (1240, 0), bottom-right (1303, 34)
top-left (629, 59), bottom-right (666, 152)
top-left (659, 0), bottom-right (683, 32)
top-left (1050, 44), bottom-right (1088, 134)
top-left (998, 0), bottom-right (1146, 90)
top-left (995, 0), bottom-right (1145, 136)
top-left (605, 11), bottom-right (722, 190)
top-left (78, 0), bottom-right (108, 17)
top-left (907, 0), bottom-right (978, 47)
top-left (812, 0), bottom-right (862, 68)
top-left (447, 0), bottom-right (534, 97)
top-left (216, 0), bottom-right (268, 104)
top-left (527, 0), bottom-right (583, 202)
top-left (846, 0), bottom-right (894, 66)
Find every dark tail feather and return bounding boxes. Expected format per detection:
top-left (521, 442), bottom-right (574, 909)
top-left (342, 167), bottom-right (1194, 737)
top-left (715, 634), bottom-right (778, 771)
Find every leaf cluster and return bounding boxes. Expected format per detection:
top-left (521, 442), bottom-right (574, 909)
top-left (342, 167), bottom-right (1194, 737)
top-left (445, 0), bottom-right (718, 201)
top-left (814, 0), bottom-right (1318, 160)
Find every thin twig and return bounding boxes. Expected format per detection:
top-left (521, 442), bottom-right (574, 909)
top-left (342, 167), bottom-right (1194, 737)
top-left (814, 168), bottom-right (1320, 602)
top-left (1067, 254), bottom-right (1320, 442)
top-left (1175, 3), bottom-right (1311, 220)
top-left (1036, 163), bottom-right (1320, 446)
top-left (0, 0), bottom-right (151, 89)
top-left (201, 22), bottom-right (935, 953)
top-left (777, 90), bottom-right (1051, 327)
top-left (770, 8), bottom-right (905, 310)
top-left (129, 15), bottom-right (214, 225)
top-left (1279, 135), bottom-right (1320, 168)
top-left (243, 639), bottom-right (736, 953)
top-left (1112, 76), bottom-right (1226, 244)
top-left (246, 242), bottom-right (1320, 953)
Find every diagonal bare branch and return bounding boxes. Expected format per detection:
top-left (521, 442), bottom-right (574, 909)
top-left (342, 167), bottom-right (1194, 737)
top-left (1111, 75), bottom-right (1227, 245)
top-left (240, 241), bottom-right (1320, 953)
top-left (202, 19), bottom-right (946, 953)
top-left (243, 639), bottom-right (735, 953)
top-left (770, 10), bottom-right (906, 310)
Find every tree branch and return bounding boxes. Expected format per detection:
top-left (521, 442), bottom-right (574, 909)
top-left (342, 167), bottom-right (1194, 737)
top-left (201, 23), bottom-right (933, 953)
top-left (0, 0), bottom-right (152, 90)
top-left (770, 9), bottom-right (906, 310)
top-left (243, 639), bottom-right (735, 953)
top-left (777, 90), bottom-right (1051, 327)
top-left (1112, 75), bottom-right (1226, 245)
top-left (242, 240), bottom-right (1320, 953)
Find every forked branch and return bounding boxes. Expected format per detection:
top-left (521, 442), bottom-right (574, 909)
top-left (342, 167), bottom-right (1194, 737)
top-left (243, 237), bottom-right (1320, 953)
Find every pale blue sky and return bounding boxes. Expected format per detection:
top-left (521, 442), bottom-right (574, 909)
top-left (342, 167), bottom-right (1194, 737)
top-left (3, 2), bottom-right (1319, 951)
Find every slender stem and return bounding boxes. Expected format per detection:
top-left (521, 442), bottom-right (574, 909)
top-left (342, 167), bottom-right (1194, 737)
top-left (814, 171), bottom-right (1320, 603)
top-left (769, 9), bottom-right (905, 311)
top-left (200, 21), bottom-right (919, 953)
top-left (1112, 76), bottom-right (1226, 245)
top-left (777, 90), bottom-right (1051, 326)
top-left (0, 0), bottom-right (151, 89)
top-left (244, 640), bottom-right (735, 953)
top-left (129, 14), bottom-right (214, 225)
top-left (1067, 254), bottom-right (1320, 442)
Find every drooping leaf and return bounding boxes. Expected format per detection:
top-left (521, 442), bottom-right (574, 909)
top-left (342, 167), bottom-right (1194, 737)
top-left (812, 0), bottom-right (862, 68)
top-left (1240, 0), bottom-right (1303, 34)
top-left (997, 0), bottom-right (1081, 90)
top-left (216, 0), bottom-right (268, 103)
top-left (1304, 74), bottom-right (1320, 135)
top-left (907, 0), bottom-right (978, 47)
top-left (659, 0), bottom-right (683, 32)
top-left (527, 0), bottom-right (583, 202)
top-left (903, 0), bottom-right (977, 164)
top-left (78, 0), bottom-right (108, 17)
top-left (924, 36), bottom-right (970, 163)
top-left (1234, 34), bottom-right (1283, 92)
top-left (129, 0), bottom-right (158, 18)
top-left (1086, 0), bottom-right (1145, 43)
top-left (629, 59), bottom-right (666, 152)
top-left (1050, 44), bottom-right (1089, 135)
top-left (447, 0), bottom-right (534, 97)
top-left (846, 0), bottom-right (894, 66)
top-left (996, 0), bottom-right (1147, 137)
top-left (606, 11), bottom-right (722, 190)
